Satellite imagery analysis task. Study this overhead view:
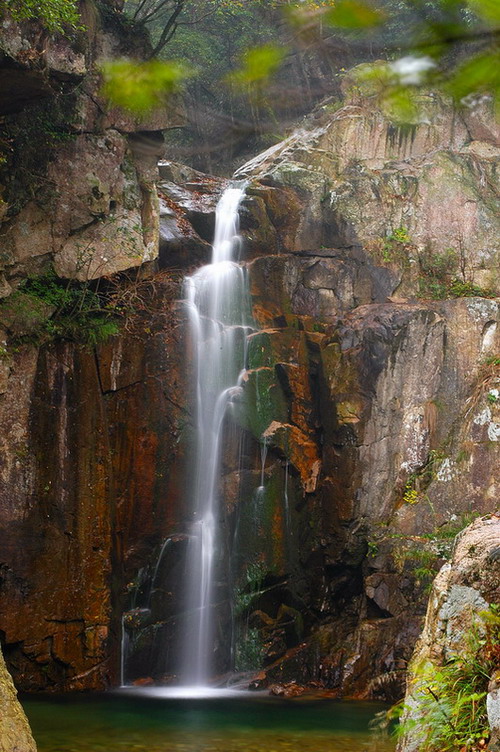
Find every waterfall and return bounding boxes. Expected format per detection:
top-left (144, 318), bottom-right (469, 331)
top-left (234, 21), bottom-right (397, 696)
top-left (179, 184), bottom-right (250, 687)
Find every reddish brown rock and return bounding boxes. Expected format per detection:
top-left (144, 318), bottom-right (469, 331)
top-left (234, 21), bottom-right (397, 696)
top-left (0, 277), bottom-right (187, 691)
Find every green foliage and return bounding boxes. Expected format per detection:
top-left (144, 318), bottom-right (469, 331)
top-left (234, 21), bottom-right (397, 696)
top-left (234, 561), bottom-right (267, 616)
top-left (333, 0), bottom-right (499, 120)
top-left (383, 607), bottom-right (500, 751)
top-left (1, 0), bottom-right (82, 33)
top-left (420, 277), bottom-right (496, 299)
top-left (447, 279), bottom-right (496, 298)
top-left (412, 566), bottom-right (436, 591)
top-left (378, 511), bottom-right (480, 591)
top-left (18, 268), bottom-right (120, 346)
top-left (379, 226), bottom-right (414, 263)
top-left (423, 511), bottom-right (481, 541)
top-left (228, 44), bottom-right (287, 87)
top-left (403, 487), bottom-right (419, 504)
top-left (325, 0), bottom-right (386, 28)
top-left (367, 540), bottom-right (380, 557)
top-left (101, 59), bottom-right (191, 114)
top-left (417, 248), bottom-right (496, 299)
top-left (234, 626), bottom-right (262, 672)
top-left (447, 50), bottom-right (500, 104)
top-left (389, 226), bottom-right (411, 243)
top-left (422, 248), bottom-right (457, 274)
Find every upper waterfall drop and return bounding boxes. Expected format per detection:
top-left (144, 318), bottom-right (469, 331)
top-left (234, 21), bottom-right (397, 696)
top-left (212, 187), bottom-right (245, 264)
top-left (179, 183), bottom-right (251, 688)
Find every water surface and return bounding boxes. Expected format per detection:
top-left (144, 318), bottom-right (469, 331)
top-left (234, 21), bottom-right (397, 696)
top-left (22, 691), bottom-right (394, 752)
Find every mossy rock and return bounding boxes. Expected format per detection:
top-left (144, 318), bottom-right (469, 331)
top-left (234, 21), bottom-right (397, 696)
top-left (233, 465), bottom-right (292, 584)
top-left (247, 328), bottom-right (307, 370)
top-left (0, 291), bottom-right (55, 336)
top-left (236, 367), bottom-right (289, 440)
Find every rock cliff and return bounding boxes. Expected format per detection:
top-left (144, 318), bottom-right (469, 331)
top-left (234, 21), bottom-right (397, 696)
top-left (0, 47), bottom-right (498, 700)
top-left (0, 0), bottom-right (183, 291)
top-left (0, 0), bottom-right (184, 691)
top-left (121, 86), bottom-right (499, 694)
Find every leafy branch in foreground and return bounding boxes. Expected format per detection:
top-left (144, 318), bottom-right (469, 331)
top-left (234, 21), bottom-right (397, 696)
top-left (101, 58), bottom-right (191, 114)
top-left (316, 0), bottom-right (499, 120)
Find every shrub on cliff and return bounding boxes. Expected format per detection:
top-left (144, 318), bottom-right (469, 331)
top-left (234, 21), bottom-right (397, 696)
top-left (0, 0), bottom-right (81, 33)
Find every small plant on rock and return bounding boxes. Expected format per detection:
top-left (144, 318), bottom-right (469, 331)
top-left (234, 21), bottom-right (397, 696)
top-left (13, 267), bottom-right (121, 346)
top-left (1, 0), bottom-right (82, 33)
top-left (380, 226), bottom-right (413, 264)
top-left (417, 247), bottom-right (496, 300)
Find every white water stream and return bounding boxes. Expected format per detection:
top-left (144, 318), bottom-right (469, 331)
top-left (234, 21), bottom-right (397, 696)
top-left (180, 185), bottom-right (251, 687)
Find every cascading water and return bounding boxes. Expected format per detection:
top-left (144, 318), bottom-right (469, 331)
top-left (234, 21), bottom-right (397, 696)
top-left (179, 184), bottom-right (251, 687)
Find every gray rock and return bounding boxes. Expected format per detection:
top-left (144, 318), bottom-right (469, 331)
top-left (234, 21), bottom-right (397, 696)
top-left (396, 516), bottom-right (500, 752)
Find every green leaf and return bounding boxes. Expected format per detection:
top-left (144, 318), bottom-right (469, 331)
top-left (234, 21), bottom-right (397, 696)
top-left (325, 0), bottom-right (385, 29)
top-left (101, 59), bottom-right (191, 114)
top-left (468, 0), bottom-right (500, 23)
top-left (447, 51), bottom-right (500, 101)
top-left (381, 85), bottom-right (420, 124)
top-left (228, 44), bottom-right (287, 86)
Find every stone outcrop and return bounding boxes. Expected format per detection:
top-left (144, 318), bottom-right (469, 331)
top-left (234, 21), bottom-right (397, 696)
top-left (0, 644), bottom-right (36, 752)
top-left (235, 82), bottom-right (499, 296)
top-left (396, 515), bottom-right (500, 752)
top-left (489, 670), bottom-right (500, 752)
top-left (0, 0), bottom-right (183, 292)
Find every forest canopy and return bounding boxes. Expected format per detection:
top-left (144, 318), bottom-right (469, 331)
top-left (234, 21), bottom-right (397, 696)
top-left (112, 0), bottom-right (500, 169)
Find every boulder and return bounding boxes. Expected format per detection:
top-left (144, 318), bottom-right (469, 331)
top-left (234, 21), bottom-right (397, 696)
top-left (0, 644), bottom-right (36, 752)
top-left (396, 515), bottom-right (500, 752)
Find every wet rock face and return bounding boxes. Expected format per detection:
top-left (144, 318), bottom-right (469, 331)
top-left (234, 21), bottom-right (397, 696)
top-left (0, 344), bottom-right (113, 690)
top-left (0, 62), bottom-right (498, 699)
top-left (0, 280), bottom-right (186, 691)
top-left (242, 259), bottom-right (499, 698)
top-left (0, 2), bottom-right (187, 691)
top-left (203, 84), bottom-right (499, 698)
top-left (0, 645), bottom-right (36, 752)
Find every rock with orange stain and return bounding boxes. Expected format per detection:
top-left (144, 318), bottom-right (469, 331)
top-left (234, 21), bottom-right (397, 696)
top-left (263, 421), bottom-right (321, 494)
